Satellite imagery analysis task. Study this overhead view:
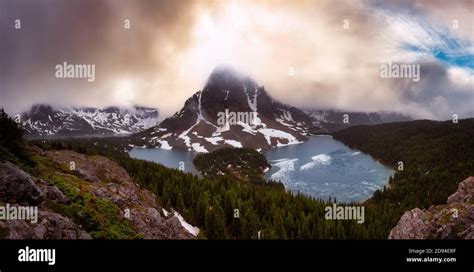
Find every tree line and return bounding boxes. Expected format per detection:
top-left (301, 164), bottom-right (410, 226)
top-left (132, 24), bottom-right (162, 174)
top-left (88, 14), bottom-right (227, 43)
top-left (4, 110), bottom-right (472, 239)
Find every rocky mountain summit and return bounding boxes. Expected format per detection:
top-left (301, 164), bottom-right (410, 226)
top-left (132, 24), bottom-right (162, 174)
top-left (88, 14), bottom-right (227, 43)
top-left (389, 176), bottom-right (474, 239)
top-left (132, 66), bottom-right (412, 153)
top-left (133, 66), bottom-right (316, 152)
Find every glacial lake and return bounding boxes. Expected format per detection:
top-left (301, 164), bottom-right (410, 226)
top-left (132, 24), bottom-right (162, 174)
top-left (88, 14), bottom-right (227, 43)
top-left (129, 135), bottom-right (395, 203)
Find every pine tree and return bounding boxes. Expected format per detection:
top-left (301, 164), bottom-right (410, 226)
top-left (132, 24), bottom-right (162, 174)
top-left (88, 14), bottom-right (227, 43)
top-left (273, 209), bottom-right (287, 239)
top-left (204, 202), bottom-right (227, 239)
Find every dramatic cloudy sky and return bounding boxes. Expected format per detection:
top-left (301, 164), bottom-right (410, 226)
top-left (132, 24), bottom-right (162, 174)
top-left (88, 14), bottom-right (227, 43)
top-left (0, 0), bottom-right (473, 119)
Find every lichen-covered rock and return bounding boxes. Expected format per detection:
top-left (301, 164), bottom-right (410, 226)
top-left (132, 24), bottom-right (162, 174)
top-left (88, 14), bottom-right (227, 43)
top-left (1, 149), bottom-right (197, 240)
top-left (0, 209), bottom-right (91, 239)
top-left (447, 176), bottom-right (474, 204)
top-left (388, 208), bottom-right (428, 239)
top-left (0, 161), bottom-right (45, 205)
top-left (35, 178), bottom-right (69, 204)
top-left (0, 161), bottom-right (68, 205)
top-left (46, 150), bottom-right (131, 184)
top-left (45, 150), bottom-right (196, 239)
top-left (0, 161), bottom-right (86, 239)
top-left (389, 176), bottom-right (474, 239)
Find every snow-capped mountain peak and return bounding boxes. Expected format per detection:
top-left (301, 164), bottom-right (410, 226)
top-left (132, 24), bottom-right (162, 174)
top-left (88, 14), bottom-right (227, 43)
top-left (132, 67), bottom-right (314, 152)
top-left (21, 104), bottom-right (161, 137)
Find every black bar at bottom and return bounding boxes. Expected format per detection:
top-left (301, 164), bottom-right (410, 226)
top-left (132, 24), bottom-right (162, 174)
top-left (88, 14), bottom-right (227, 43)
top-left (0, 240), bottom-right (472, 271)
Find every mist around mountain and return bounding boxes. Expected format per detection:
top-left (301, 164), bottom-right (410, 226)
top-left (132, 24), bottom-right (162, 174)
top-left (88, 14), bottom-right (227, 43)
top-left (20, 104), bottom-right (161, 137)
top-left (305, 109), bottom-right (412, 132)
top-left (132, 66), bottom-right (312, 152)
top-left (16, 66), bottom-right (416, 148)
top-left (131, 66), bottom-right (412, 152)
top-left (2, 106), bottom-right (473, 240)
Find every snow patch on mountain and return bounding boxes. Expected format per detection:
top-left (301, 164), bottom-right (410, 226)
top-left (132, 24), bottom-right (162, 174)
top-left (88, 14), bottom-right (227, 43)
top-left (205, 136), bottom-right (224, 145)
top-left (246, 86), bottom-right (258, 112)
top-left (156, 140), bottom-right (172, 150)
top-left (191, 143), bottom-right (208, 153)
top-left (22, 105), bottom-right (161, 137)
top-left (258, 128), bottom-right (302, 146)
top-left (172, 210), bottom-right (200, 237)
top-left (132, 67), bottom-right (313, 152)
top-left (224, 139), bottom-right (243, 148)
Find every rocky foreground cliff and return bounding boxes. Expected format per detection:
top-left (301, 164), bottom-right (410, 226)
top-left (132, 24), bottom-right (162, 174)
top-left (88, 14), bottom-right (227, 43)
top-left (389, 176), bottom-right (474, 239)
top-left (0, 147), bottom-right (197, 239)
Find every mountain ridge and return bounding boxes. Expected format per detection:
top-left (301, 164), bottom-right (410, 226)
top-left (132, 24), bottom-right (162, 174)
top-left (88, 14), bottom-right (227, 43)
top-left (16, 67), bottom-right (412, 147)
top-left (131, 67), bottom-right (412, 152)
top-left (132, 67), bottom-right (320, 152)
top-left (305, 108), bottom-right (412, 130)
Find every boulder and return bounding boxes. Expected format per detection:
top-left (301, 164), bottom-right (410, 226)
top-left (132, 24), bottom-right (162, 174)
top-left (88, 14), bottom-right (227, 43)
top-left (0, 161), bottom-right (44, 205)
top-left (447, 176), bottom-right (474, 204)
top-left (389, 176), bottom-right (474, 239)
top-left (388, 208), bottom-right (428, 239)
top-left (0, 209), bottom-right (91, 239)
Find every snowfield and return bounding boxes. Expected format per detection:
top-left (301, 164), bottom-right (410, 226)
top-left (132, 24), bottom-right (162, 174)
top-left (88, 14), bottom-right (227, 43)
top-left (205, 136), bottom-right (223, 145)
top-left (191, 143), bottom-right (209, 153)
top-left (173, 211), bottom-right (200, 237)
top-left (258, 128), bottom-right (301, 146)
top-left (224, 139), bottom-right (243, 148)
top-left (156, 140), bottom-right (172, 150)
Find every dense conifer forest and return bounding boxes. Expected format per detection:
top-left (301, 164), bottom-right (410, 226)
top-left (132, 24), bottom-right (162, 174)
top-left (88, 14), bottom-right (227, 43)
top-left (333, 119), bottom-right (474, 208)
top-left (193, 147), bottom-right (271, 184)
top-left (3, 109), bottom-right (473, 239)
